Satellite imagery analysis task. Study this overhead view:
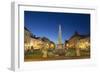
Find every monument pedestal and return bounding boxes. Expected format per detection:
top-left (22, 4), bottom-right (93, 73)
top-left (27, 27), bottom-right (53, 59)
top-left (56, 44), bottom-right (65, 56)
top-left (56, 44), bottom-right (63, 49)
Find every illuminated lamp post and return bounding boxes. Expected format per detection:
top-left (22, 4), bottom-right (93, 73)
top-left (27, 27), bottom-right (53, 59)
top-left (42, 42), bottom-right (48, 58)
top-left (76, 40), bottom-right (81, 56)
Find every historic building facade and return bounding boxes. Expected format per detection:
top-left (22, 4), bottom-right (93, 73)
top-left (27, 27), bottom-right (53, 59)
top-left (24, 27), bottom-right (55, 51)
top-left (65, 32), bottom-right (90, 50)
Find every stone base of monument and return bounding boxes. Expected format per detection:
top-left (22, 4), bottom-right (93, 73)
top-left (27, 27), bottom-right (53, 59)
top-left (55, 49), bottom-right (66, 56)
top-left (55, 44), bottom-right (66, 56)
top-left (56, 44), bottom-right (64, 49)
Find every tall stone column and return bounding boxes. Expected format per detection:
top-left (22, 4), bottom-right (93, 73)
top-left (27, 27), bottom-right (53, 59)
top-left (58, 24), bottom-right (62, 44)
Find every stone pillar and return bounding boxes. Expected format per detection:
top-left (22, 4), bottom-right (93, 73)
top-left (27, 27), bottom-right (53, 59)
top-left (76, 48), bottom-right (80, 56)
top-left (42, 49), bottom-right (48, 58)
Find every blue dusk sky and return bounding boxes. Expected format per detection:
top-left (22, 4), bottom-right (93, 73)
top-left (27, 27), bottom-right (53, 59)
top-left (24, 11), bottom-right (90, 43)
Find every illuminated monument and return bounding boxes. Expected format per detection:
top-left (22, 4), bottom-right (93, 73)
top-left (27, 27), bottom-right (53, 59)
top-left (56, 25), bottom-right (64, 49)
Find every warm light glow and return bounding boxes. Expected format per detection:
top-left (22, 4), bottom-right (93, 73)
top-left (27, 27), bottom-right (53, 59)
top-left (50, 44), bottom-right (54, 49)
top-left (24, 43), bottom-right (31, 50)
top-left (45, 43), bottom-right (49, 49)
top-left (66, 44), bottom-right (69, 47)
top-left (79, 43), bottom-right (86, 48)
top-left (77, 41), bottom-right (90, 50)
